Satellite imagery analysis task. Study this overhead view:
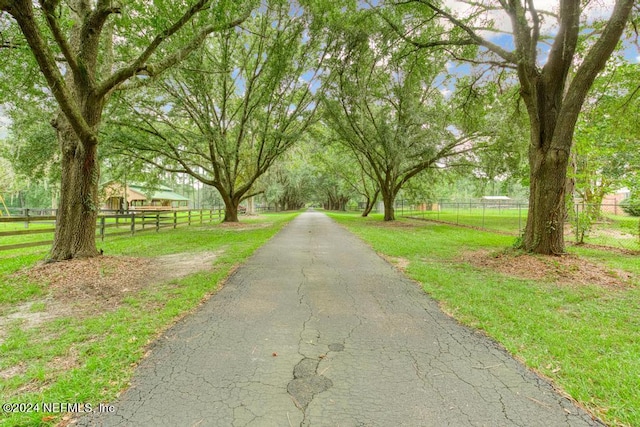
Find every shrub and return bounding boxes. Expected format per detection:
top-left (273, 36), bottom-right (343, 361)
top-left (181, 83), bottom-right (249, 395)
top-left (620, 197), bottom-right (640, 217)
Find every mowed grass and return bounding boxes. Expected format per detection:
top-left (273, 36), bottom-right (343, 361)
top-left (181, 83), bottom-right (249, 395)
top-left (0, 212), bottom-right (298, 427)
top-left (328, 212), bottom-right (640, 427)
top-left (401, 207), bottom-right (640, 251)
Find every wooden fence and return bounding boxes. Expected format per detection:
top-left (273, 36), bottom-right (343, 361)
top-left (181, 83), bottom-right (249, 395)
top-left (0, 209), bottom-right (224, 252)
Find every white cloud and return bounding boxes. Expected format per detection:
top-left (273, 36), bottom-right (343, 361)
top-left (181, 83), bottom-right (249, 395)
top-left (443, 0), bottom-right (617, 41)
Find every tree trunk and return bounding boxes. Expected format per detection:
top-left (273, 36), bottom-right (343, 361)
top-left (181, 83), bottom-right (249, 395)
top-left (362, 199), bottom-right (374, 217)
top-left (381, 189), bottom-right (395, 221)
top-left (223, 197), bottom-right (240, 222)
top-left (50, 121), bottom-right (101, 260)
top-left (247, 196), bottom-right (255, 215)
top-left (223, 203), bottom-right (239, 222)
top-left (362, 189), bottom-right (379, 217)
top-left (522, 142), bottom-right (570, 255)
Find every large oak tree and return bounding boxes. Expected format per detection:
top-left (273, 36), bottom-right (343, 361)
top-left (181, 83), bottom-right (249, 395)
top-left (394, 0), bottom-right (636, 253)
top-left (110, 0), bottom-right (329, 222)
top-left (0, 0), bottom-right (249, 259)
top-left (323, 16), bottom-right (491, 221)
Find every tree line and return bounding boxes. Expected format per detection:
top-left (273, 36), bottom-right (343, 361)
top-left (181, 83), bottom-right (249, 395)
top-left (0, 0), bottom-right (638, 260)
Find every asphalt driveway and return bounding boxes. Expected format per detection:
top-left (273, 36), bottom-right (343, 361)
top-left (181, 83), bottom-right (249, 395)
top-left (80, 211), bottom-right (602, 426)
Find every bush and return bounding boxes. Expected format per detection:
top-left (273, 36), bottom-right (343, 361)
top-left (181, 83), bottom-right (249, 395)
top-left (620, 197), bottom-right (640, 217)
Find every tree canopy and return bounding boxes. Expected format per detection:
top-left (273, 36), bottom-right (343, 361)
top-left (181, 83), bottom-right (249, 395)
top-left (1, 0), bottom-right (638, 258)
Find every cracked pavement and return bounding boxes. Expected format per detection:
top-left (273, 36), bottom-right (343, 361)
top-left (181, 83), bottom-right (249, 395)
top-left (79, 211), bottom-right (603, 427)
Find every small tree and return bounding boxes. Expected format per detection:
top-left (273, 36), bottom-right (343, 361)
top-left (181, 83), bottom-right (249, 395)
top-left (572, 61), bottom-right (640, 218)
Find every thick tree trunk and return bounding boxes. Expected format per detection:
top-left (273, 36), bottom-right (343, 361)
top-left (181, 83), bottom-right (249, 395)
top-left (50, 121), bottom-right (101, 260)
top-left (222, 196), bottom-right (240, 222)
top-left (522, 140), bottom-right (570, 255)
top-left (224, 205), bottom-right (239, 222)
top-left (381, 190), bottom-right (395, 221)
top-left (215, 184), bottom-right (241, 222)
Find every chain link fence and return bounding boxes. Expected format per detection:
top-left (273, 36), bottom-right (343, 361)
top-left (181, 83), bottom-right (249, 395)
top-left (396, 199), bottom-right (640, 252)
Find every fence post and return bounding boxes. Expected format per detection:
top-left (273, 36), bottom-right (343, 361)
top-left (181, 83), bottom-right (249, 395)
top-left (156, 213), bottom-right (160, 232)
top-left (130, 213), bottom-right (136, 235)
top-left (173, 211), bottom-right (177, 229)
top-left (24, 208), bottom-right (30, 229)
top-left (200, 209), bottom-right (203, 225)
top-left (482, 203), bottom-right (485, 229)
top-left (188, 210), bottom-right (192, 226)
top-left (100, 216), bottom-right (106, 241)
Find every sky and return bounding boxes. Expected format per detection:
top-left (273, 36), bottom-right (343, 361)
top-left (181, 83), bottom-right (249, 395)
top-left (0, 106), bottom-right (9, 140)
top-left (445, 0), bottom-right (638, 62)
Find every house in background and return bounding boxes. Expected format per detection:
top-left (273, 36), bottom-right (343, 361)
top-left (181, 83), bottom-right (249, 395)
top-left (102, 182), bottom-right (190, 211)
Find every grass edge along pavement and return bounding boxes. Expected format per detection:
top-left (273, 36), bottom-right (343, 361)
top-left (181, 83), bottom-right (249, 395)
top-left (327, 211), bottom-right (640, 427)
top-left (0, 212), bottom-right (299, 427)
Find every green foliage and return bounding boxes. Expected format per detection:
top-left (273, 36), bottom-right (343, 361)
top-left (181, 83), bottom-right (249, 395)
top-left (573, 210), bottom-right (593, 244)
top-left (572, 61), bottom-right (640, 210)
top-left (321, 10), bottom-right (498, 219)
top-left (620, 196), bottom-right (640, 217)
top-left (106, 0), bottom-right (328, 218)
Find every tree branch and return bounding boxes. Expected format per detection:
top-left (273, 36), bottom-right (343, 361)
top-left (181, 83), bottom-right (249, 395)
top-left (40, 0), bottom-right (82, 84)
top-left (410, 0), bottom-right (517, 63)
top-left (558, 0), bottom-right (635, 148)
top-left (4, 0), bottom-right (97, 146)
top-left (96, 3), bottom-right (250, 98)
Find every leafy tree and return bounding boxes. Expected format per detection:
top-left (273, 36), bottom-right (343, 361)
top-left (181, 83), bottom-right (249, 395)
top-left (111, 0), bottom-right (328, 222)
top-left (323, 15), bottom-right (491, 221)
top-left (393, 0), bottom-right (636, 253)
top-left (311, 133), bottom-right (380, 216)
top-left (572, 60), bottom-right (640, 217)
top-left (259, 143), bottom-right (317, 212)
top-left (0, 0), bottom-right (250, 259)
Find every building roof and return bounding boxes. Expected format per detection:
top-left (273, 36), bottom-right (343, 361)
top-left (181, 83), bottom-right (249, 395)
top-left (481, 196), bottom-right (511, 200)
top-left (128, 184), bottom-right (190, 202)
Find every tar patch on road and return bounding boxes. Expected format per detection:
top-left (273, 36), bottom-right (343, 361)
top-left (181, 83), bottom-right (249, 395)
top-left (287, 356), bottom-right (333, 409)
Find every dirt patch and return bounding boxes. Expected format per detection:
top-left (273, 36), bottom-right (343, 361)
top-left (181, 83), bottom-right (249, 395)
top-left (375, 218), bottom-right (425, 229)
top-left (381, 255), bottom-right (410, 272)
top-left (1, 252), bottom-right (220, 348)
top-left (0, 363), bottom-right (27, 380)
top-left (215, 220), bottom-right (271, 231)
top-left (462, 250), bottom-right (635, 289)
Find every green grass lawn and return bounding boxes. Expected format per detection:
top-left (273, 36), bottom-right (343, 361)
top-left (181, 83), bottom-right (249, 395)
top-left (400, 207), bottom-right (640, 251)
top-left (0, 212), bottom-right (298, 427)
top-left (401, 207), bottom-right (527, 234)
top-left (328, 211), bottom-right (640, 427)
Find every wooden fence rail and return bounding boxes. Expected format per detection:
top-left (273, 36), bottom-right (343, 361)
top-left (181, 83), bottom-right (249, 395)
top-left (0, 209), bottom-right (224, 252)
